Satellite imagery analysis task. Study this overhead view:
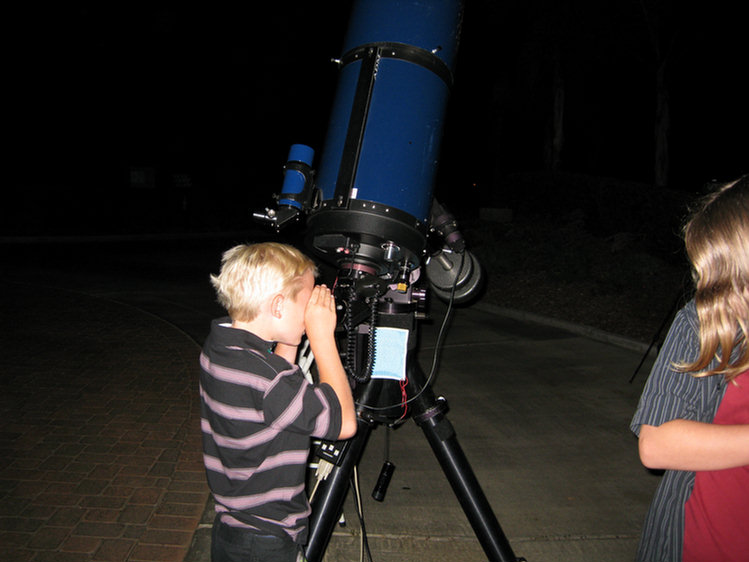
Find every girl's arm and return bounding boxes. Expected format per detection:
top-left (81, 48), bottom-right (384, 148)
top-left (639, 420), bottom-right (749, 471)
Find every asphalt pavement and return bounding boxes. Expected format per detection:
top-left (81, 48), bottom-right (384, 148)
top-left (0, 235), bottom-right (660, 562)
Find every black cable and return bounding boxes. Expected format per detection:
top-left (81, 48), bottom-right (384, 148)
top-left (350, 471), bottom-right (374, 562)
top-left (362, 295), bottom-right (378, 382)
top-left (357, 251), bottom-right (465, 412)
top-left (345, 285), bottom-right (379, 384)
top-left (344, 285), bottom-right (364, 382)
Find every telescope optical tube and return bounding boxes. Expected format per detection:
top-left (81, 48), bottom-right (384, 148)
top-left (306, 0), bottom-right (464, 278)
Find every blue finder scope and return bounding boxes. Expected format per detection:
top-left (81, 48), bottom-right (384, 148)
top-left (279, 144), bottom-right (315, 210)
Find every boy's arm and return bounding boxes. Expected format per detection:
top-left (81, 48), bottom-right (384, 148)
top-left (638, 420), bottom-right (749, 471)
top-left (305, 285), bottom-right (357, 439)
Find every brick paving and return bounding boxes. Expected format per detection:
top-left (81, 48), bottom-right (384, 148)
top-left (0, 282), bottom-right (210, 562)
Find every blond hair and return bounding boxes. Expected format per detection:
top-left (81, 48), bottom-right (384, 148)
top-left (679, 174), bottom-right (749, 381)
top-left (210, 242), bottom-right (317, 322)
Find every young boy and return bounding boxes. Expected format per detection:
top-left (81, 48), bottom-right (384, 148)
top-left (199, 242), bottom-right (357, 562)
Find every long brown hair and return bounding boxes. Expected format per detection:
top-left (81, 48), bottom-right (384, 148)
top-left (678, 174), bottom-right (749, 381)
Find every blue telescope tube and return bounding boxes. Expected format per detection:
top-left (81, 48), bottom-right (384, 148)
top-left (307, 0), bottom-right (463, 274)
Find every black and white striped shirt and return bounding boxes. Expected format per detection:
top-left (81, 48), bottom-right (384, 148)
top-left (199, 318), bottom-right (342, 543)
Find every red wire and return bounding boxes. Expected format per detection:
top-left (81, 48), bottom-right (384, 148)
top-left (397, 378), bottom-right (409, 421)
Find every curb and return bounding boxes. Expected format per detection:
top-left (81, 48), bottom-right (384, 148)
top-left (471, 302), bottom-right (657, 357)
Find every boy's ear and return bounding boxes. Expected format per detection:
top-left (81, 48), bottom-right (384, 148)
top-left (271, 294), bottom-right (284, 318)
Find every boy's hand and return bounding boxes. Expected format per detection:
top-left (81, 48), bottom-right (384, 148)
top-left (304, 283), bottom-right (357, 439)
top-left (304, 285), bottom-right (337, 342)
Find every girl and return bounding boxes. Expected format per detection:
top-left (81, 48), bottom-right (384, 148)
top-left (631, 174), bottom-right (749, 561)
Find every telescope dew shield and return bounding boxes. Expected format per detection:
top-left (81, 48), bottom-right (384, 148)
top-left (307, 0), bottom-right (463, 275)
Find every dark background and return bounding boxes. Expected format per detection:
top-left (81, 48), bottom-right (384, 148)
top-left (5, 1), bottom-right (746, 236)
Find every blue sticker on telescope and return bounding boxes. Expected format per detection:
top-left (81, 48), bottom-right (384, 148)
top-left (371, 327), bottom-right (408, 381)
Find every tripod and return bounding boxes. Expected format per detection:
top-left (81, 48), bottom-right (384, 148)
top-left (304, 287), bottom-right (522, 562)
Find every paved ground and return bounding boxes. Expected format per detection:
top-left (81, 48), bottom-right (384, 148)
top-left (0, 236), bottom-right (660, 561)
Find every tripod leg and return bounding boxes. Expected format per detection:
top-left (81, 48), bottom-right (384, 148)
top-left (305, 420), bottom-right (372, 562)
top-left (410, 363), bottom-right (521, 562)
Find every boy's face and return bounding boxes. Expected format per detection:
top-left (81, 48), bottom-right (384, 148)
top-left (276, 270), bottom-right (315, 346)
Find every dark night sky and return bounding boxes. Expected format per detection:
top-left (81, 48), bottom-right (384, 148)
top-left (5, 2), bottom-right (746, 235)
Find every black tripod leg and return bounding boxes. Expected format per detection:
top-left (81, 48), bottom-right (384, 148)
top-left (411, 365), bottom-right (521, 562)
top-left (305, 419), bottom-right (372, 562)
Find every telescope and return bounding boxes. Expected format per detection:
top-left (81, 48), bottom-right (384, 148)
top-left (255, 1), bottom-right (523, 560)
